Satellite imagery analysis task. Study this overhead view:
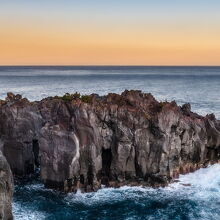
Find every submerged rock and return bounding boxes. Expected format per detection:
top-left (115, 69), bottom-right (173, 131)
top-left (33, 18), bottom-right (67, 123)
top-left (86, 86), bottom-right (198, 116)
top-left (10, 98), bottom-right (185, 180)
top-left (0, 151), bottom-right (13, 220)
top-left (0, 90), bottom-right (220, 192)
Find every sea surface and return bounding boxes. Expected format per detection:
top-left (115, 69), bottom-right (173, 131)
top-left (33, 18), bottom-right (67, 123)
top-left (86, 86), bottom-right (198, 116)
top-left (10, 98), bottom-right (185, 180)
top-left (0, 66), bottom-right (220, 220)
top-left (0, 66), bottom-right (219, 118)
top-left (13, 164), bottom-right (220, 220)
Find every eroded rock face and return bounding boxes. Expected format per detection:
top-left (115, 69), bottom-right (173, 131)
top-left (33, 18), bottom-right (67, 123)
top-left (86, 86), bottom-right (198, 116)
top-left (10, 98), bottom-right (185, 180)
top-left (0, 96), bottom-right (42, 176)
top-left (0, 90), bottom-right (220, 192)
top-left (0, 151), bottom-right (13, 220)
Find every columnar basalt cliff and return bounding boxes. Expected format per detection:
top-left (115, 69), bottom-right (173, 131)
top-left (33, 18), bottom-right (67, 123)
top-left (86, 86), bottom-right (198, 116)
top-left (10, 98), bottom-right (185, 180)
top-left (0, 91), bottom-right (220, 193)
top-left (0, 151), bottom-right (13, 220)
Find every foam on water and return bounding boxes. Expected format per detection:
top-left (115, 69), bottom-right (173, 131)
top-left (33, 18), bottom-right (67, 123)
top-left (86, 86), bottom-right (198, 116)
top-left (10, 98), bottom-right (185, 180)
top-left (13, 164), bottom-right (220, 220)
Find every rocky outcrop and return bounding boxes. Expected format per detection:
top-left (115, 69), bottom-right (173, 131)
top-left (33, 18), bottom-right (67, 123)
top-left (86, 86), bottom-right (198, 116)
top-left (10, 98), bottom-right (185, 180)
top-left (0, 91), bottom-right (220, 192)
top-left (0, 151), bottom-right (13, 220)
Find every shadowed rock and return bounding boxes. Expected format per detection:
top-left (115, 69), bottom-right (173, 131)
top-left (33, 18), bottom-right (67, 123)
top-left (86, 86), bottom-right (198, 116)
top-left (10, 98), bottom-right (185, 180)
top-left (0, 151), bottom-right (13, 220)
top-left (0, 90), bottom-right (220, 192)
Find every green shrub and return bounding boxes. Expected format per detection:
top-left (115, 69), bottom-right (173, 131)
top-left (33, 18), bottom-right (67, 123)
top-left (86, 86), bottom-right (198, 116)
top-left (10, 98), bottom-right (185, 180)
top-left (58, 92), bottom-right (93, 103)
top-left (72, 92), bottom-right (81, 99)
top-left (60, 92), bottom-right (81, 101)
top-left (81, 95), bottom-right (93, 103)
top-left (61, 93), bottom-right (73, 101)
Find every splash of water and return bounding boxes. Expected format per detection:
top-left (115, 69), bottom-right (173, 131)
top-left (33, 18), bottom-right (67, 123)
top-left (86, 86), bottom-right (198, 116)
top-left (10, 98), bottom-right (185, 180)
top-left (13, 164), bottom-right (220, 220)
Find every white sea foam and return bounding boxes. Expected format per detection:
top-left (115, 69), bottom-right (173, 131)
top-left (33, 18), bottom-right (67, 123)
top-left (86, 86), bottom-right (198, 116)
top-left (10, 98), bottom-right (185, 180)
top-left (178, 164), bottom-right (220, 188)
top-left (13, 164), bottom-right (220, 219)
top-left (13, 204), bottom-right (46, 220)
top-left (65, 164), bottom-right (220, 207)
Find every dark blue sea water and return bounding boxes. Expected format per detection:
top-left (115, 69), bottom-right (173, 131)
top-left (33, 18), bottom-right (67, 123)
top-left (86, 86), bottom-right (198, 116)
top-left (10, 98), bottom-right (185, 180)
top-left (13, 165), bottom-right (220, 220)
top-left (0, 66), bottom-right (220, 219)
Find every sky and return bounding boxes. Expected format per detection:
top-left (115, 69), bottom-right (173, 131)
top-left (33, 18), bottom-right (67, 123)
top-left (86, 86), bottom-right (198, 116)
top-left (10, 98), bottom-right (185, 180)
top-left (0, 0), bottom-right (220, 65)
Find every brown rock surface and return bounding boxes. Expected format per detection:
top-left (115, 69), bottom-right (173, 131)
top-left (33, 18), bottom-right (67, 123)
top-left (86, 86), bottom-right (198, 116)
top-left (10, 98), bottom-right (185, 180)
top-left (0, 90), bottom-right (220, 192)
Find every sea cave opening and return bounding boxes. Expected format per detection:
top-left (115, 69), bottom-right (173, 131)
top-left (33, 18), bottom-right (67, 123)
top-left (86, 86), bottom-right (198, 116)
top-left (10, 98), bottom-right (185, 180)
top-left (32, 139), bottom-right (40, 172)
top-left (101, 148), bottom-right (112, 184)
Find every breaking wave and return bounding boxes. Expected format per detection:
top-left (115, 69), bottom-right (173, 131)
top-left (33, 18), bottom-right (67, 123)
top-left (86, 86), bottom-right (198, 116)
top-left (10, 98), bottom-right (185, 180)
top-left (13, 164), bottom-right (220, 220)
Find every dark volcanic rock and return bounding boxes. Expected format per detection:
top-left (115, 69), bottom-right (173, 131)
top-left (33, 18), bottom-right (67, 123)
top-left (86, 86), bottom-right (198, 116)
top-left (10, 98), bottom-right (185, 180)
top-left (0, 97), bottom-right (42, 176)
top-left (0, 151), bottom-right (13, 220)
top-left (0, 90), bottom-right (220, 192)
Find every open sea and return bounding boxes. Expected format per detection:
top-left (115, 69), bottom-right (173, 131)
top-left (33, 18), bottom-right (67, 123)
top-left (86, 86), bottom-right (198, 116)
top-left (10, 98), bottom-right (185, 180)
top-left (0, 66), bottom-right (220, 220)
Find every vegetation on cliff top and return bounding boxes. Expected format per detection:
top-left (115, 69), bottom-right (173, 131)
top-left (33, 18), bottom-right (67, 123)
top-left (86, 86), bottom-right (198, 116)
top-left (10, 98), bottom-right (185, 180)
top-left (56, 92), bottom-right (93, 103)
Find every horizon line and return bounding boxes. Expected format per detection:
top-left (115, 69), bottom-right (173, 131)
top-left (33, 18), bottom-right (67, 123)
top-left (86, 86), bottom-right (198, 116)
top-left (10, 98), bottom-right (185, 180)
top-left (1, 65), bottom-right (220, 67)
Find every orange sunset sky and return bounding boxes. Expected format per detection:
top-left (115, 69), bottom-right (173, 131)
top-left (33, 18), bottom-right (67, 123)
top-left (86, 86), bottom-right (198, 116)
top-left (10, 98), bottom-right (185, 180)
top-left (0, 0), bottom-right (220, 65)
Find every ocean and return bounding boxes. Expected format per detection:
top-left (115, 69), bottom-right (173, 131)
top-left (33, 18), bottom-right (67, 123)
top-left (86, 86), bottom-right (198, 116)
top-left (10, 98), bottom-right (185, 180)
top-left (0, 66), bottom-right (220, 220)
top-left (0, 66), bottom-right (220, 119)
top-left (13, 165), bottom-right (220, 220)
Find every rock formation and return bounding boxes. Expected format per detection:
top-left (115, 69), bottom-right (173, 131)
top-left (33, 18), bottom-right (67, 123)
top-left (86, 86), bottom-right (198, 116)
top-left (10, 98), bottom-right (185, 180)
top-left (0, 151), bottom-right (13, 220)
top-left (0, 90), bottom-right (220, 193)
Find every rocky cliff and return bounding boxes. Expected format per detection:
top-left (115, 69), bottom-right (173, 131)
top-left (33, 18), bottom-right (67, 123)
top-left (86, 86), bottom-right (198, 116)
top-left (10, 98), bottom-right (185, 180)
top-left (0, 151), bottom-right (13, 220)
top-left (0, 90), bottom-right (220, 193)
